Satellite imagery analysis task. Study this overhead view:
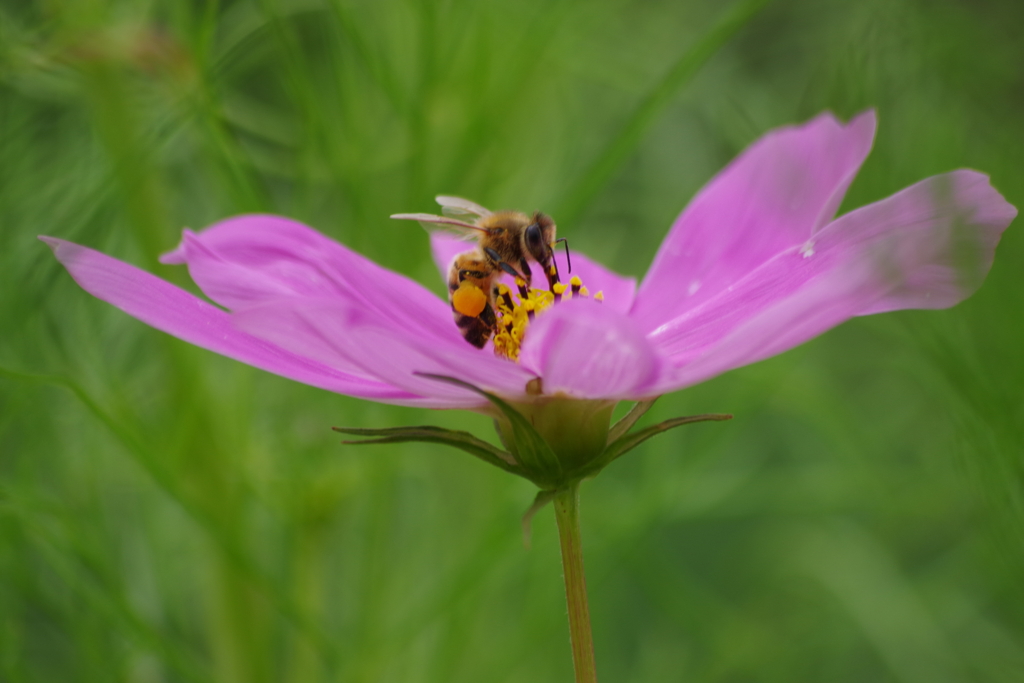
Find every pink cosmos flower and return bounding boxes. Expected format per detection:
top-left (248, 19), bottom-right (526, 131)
top-left (41, 110), bottom-right (1017, 683)
top-left (43, 111), bottom-right (1016, 415)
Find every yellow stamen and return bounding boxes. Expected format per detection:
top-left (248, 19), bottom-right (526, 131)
top-left (492, 286), bottom-right (554, 361)
top-left (594, 291), bottom-right (604, 302)
top-left (569, 275), bottom-right (583, 298)
top-left (490, 275), bottom-right (595, 362)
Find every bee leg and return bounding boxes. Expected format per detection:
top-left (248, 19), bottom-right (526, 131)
top-left (484, 248), bottom-right (529, 298)
top-left (544, 252), bottom-right (560, 291)
top-left (518, 257), bottom-right (533, 288)
top-left (483, 248), bottom-right (519, 277)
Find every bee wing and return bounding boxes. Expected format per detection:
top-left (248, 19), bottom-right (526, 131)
top-left (390, 212), bottom-right (487, 241)
top-left (436, 195), bottom-right (493, 220)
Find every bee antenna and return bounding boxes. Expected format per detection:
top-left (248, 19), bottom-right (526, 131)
top-left (555, 238), bottom-right (571, 273)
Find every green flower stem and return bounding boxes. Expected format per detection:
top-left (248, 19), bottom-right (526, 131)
top-left (554, 482), bottom-right (598, 683)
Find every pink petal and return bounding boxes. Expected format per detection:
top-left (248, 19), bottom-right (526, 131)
top-left (631, 110), bottom-right (877, 333)
top-left (41, 237), bottom-right (434, 406)
top-left (646, 170), bottom-right (1016, 392)
top-left (549, 246), bottom-right (637, 314)
top-left (518, 298), bottom-right (662, 399)
top-left (431, 233), bottom-right (637, 312)
top-left (232, 298), bottom-right (536, 404)
top-left (162, 215), bottom-right (455, 343)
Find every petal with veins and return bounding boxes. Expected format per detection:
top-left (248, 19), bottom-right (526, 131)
top-left (632, 111), bottom-right (877, 332)
top-left (41, 237), bottom-right (432, 405)
top-left (162, 214), bottom-right (455, 342)
top-left (232, 298), bottom-right (535, 405)
top-left (646, 170), bottom-right (1017, 392)
top-left (519, 298), bottom-right (662, 399)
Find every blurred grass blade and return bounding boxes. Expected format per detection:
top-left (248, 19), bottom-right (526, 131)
top-left (555, 0), bottom-right (771, 225)
top-left (325, 0), bottom-right (404, 111)
top-left (0, 366), bottom-right (340, 672)
top-left (0, 490), bottom-right (215, 683)
top-left (521, 488), bottom-right (558, 548)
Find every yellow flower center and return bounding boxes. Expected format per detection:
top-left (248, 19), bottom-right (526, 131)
top-left (492, 275), bottom-right (603, 361)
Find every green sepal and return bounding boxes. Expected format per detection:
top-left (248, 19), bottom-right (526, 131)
top-left (578, 413), bottom-right (733, 478)
top-left (415, 373), bottom-right (563, 486)
top-left (606, 398), bottom-right (658, 444)
top-left (520, 489), bottom-right (558, 548)
top-left (332, 425), bottom-right (524, 478)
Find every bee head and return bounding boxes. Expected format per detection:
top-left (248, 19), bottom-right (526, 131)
top-left (525, 213), bottom-right (556, 265)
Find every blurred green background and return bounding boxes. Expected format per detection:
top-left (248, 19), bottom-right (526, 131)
top-left (2, 0), bottom-right (1023, 681)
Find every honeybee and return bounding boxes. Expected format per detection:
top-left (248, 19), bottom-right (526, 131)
top-left (391, 196), bottom-right (568, 348)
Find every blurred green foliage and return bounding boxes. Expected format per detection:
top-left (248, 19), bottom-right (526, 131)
top-left (2, 0), bottom-right (1023, 680)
